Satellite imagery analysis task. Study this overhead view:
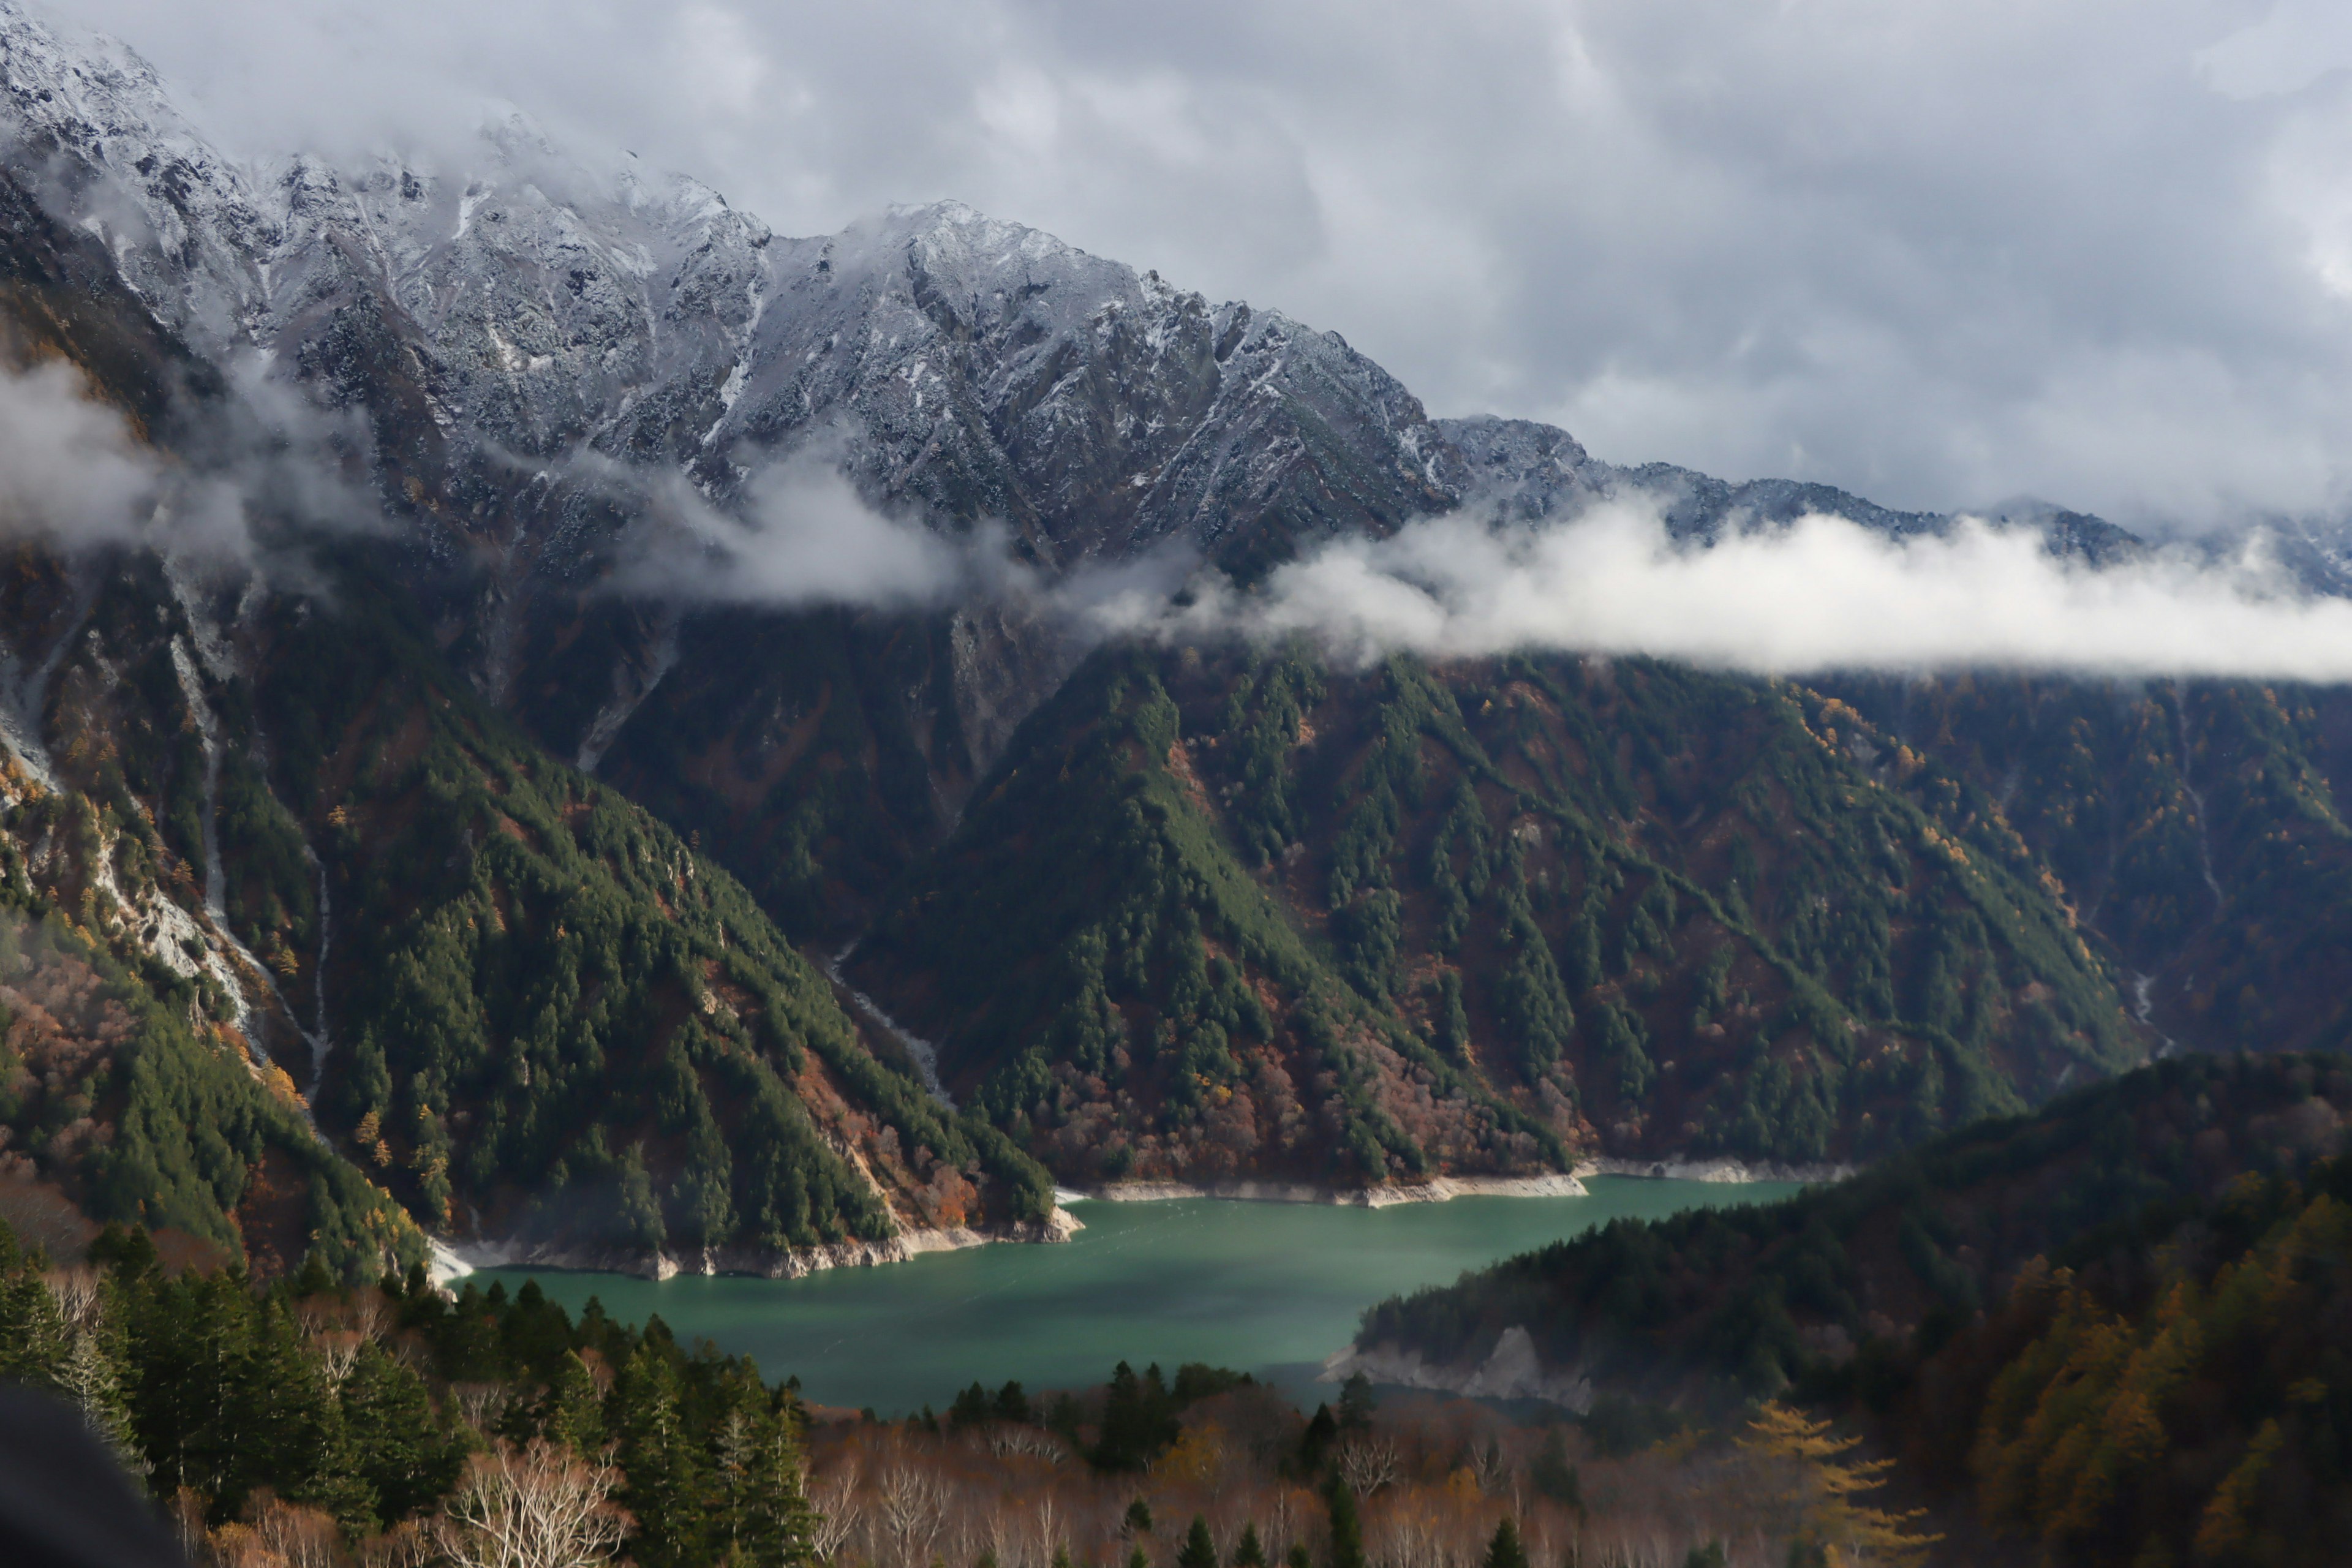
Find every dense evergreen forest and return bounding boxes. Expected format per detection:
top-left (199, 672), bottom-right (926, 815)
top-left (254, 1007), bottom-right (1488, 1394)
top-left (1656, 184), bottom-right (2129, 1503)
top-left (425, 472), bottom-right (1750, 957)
top-left (854, 644), bottom-right (2137, 1185)
top-left (1821, 674), bottom-right (2352, 1056)
top-left (0, 1212), bottom-right (820, 1566)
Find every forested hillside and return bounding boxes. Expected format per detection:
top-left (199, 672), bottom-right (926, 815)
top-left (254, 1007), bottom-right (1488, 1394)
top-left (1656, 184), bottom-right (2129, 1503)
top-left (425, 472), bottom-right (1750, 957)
top-left (1352, 1054), bottom-right (2352, 1564)
top-left (253, 580), bottom-right (1056, 1259)
top-left (853, 644), bottom-right (2139, 1183)
top-left (0, 1219), bottom-right (822, 1566)
top-left (1825, 674), bottom-right (2352, 1054)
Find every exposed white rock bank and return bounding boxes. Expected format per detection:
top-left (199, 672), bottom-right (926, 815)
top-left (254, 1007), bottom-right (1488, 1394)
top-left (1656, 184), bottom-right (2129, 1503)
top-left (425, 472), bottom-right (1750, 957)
top-left (1068, 1173), bottom-right (1588, 1206)
top-left (1575, 1155), bottom-right (1853, 1185)
top-left (430, 1206), bottom-right (1082, 1286)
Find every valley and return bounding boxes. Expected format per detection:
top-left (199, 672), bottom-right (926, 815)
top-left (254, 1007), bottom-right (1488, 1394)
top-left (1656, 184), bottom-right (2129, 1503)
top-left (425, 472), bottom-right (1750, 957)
top-left (0, 3), bottom-right (2347, 1564)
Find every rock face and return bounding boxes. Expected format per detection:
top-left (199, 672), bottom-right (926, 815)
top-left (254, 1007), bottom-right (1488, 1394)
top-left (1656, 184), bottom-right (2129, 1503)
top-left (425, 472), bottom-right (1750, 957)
top-left (440, 1205), bottom-right (1084, 1284)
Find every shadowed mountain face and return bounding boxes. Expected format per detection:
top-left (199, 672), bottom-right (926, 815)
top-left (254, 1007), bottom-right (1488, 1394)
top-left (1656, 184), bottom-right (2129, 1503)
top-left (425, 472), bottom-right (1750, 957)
top-left (0, 1), bottom-right (2341, 1261)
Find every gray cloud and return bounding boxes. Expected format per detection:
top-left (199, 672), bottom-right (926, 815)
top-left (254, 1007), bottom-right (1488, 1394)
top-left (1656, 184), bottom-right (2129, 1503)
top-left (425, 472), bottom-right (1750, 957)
top-left (0, 356), bottom-right (166, 545)
top-left (0, 352), bottom-right (392, 570)
top-left (619, 443), bottom-right (982, 609)
top-left (1096, 501), bottom-right (2352, 682)
top-left (42, 0), bottom-right (2352, 532)
top-left (606, 437), bottom-right (2352, 684)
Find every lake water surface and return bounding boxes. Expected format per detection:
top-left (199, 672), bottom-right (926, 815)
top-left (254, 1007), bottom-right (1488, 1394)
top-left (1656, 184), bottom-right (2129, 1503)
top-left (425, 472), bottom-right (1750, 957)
top-left (481, 1176), bottom-right (1798, 1414)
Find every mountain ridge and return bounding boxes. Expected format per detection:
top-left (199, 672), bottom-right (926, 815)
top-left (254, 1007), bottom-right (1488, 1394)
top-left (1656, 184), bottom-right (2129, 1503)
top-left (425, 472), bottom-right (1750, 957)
top-left (7, 0), bottom-right (2352, 1272)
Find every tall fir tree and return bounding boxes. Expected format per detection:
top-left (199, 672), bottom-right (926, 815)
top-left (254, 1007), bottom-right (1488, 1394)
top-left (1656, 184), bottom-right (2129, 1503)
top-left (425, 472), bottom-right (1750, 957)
top-left (1178, 1516), bottom-right (1218, 1568)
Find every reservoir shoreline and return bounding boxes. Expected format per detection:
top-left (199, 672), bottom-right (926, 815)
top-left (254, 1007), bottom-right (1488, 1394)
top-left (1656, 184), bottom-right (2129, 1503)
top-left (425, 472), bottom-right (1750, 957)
top-left (437, 1158), bottom-right (1839, 1286)
top-left (476, 1176), bottom-right (1801, 1415)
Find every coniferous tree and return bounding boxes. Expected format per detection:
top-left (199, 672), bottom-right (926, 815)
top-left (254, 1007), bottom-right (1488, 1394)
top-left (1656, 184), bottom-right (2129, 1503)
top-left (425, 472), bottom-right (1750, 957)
top-left (619, 1144), bottom-right (668, 1254)
top-left (1178, 1516), bottom-right (1218, 1568)
top-left (546, 1349), bottom-right (607, 1455)
top-left (55, 1316), bottom-right (143, 1475)
top-left (1233, 1523), bottom-right (1268, 1568)
top-left (1336, 1373), bottom-right (1376, 1430)
top-left (1325, 1477), bottom-right (1364, 1568)
top-left (342, 1340), bottom-right (464, 1524)
top-left (230, 1295), bottom-right (375, 1530)
top-left (1482, 1519), bottom-right (1527, 1568)
top-left (714, 1405), bottom-right (816, 1568)
top-left (614, 1341), bottom-right (705, 1568)
top-left (0, 1242), bottom-right (65, 1382)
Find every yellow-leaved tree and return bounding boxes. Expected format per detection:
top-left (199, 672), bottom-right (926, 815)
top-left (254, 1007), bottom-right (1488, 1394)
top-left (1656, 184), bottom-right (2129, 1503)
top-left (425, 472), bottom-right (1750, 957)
top-left (1741, 1403), bottom-right (1940, 1567)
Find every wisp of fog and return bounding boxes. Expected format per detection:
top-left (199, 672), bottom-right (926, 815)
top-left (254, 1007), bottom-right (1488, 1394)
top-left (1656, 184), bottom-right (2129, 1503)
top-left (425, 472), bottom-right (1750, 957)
top-left (0, 355), bottom-right (395, 571)
top-left (638, 444), bottom-right (2352, 680)
top-left (1088, 503), bottom-right (2352, 682)
top-left (18, 350), bottom-right (2346, 687)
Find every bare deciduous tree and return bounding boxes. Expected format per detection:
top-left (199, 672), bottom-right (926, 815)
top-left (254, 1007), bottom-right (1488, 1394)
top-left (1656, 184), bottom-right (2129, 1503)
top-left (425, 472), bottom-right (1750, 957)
top-left (989, 1427), bottom-right (1070, 1464)
top-left (1268, 1487), bottom-right (1306, 1562)
top-left (350, 1291), bottom-right (391, 1344)
top-left (809, 1460), bottom-right (864, 1563)
top-left (1469, 1439), bottom-right (1512, 1498)
top-left (1337, 1436), bottom-right (1402, 1498)
top-left (357, 1521), bottom-right (436, 1568)
top-left (311, 1329), bottom-right (366, 1388)
top-left (434, 1439), bottom-right (631, 1568)
top-left (1030, 1494), bottom-right (1063, 1568)
top-left (877, 1463), bottom-right (948, 1568)
top-left (168, 1490), bottom-right (209, 1565)
top-left (248, 1493), bottom-right (344, 1568)
top-left (450, 1382), bottom-right (513, 1435)
top-left (42, 1267), bottom-right (104, 1330)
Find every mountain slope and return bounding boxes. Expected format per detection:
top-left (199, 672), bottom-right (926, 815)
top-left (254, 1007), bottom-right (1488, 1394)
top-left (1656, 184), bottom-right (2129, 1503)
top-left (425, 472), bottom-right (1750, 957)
top-left (9, 0), bottom-right (2352, 1240)
top-left (852, 644), bottom-right (2141, 1181)
top-left (0, 0), bottom-right (2155, 950)
top-left (1348, 1054), bottom-right (2352, 1566)
top-left (1823, 674), bottom-right (2352, 1056)
top-left (246, 576), bottom-right (1055, 1258)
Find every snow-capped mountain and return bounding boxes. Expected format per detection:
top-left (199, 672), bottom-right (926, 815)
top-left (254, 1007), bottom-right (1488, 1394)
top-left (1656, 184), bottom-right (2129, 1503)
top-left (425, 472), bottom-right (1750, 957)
top-left (0, 0), bottom-right (2162, 938)
top-left (0, 0), bottom-right (2073, 597)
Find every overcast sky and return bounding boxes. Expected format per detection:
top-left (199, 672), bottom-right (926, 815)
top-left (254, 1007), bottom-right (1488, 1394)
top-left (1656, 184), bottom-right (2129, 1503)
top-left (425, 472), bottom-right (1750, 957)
top-left (48, 0), bottom-right (2352, 530)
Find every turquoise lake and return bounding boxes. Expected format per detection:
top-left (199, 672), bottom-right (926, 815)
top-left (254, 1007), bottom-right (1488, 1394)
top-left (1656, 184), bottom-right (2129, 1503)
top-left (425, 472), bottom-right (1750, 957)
top-left (481, 1176), bottom-right (1799, 1415)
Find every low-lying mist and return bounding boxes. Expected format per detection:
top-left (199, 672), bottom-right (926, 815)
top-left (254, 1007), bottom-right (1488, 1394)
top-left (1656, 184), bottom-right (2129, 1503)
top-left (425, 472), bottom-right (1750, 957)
top-left (26, 359), bottom-right (2350, 687)
top-left (0, 356), bottom-right (388, 573)
top-left (661, 451), bottom-right (2352, 682)
top-left (1093, 503), bottom-right (2352, 681)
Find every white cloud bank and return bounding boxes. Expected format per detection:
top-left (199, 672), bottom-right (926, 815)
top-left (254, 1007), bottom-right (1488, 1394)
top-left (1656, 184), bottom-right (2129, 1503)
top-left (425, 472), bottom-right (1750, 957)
top-left (1090, 503), bottom-right (2352, 682)
top-left (632, 450), bottom-right (974, 609)
top-left (618, 439), bottom-right (2352, 681)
